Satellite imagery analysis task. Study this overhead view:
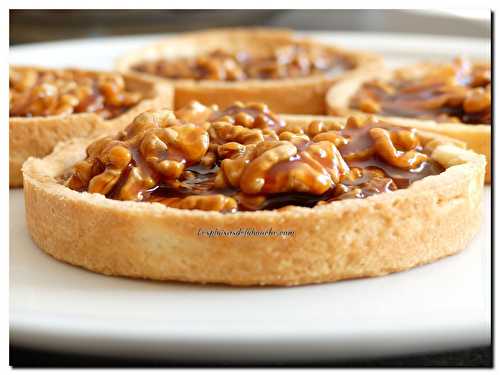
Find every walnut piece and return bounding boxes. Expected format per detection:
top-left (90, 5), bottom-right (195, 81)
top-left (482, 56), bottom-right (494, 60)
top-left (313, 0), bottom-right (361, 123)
top-left (175, 101), bottom-right (219, 125)
top-left (369, 127), bottom-right (428, 170)
top-left (210, 102), bottom-right (285, 132)
top-left (209, 122), bottom-right (265, 145)
top-left (217, 139), bottom-right (350, 195)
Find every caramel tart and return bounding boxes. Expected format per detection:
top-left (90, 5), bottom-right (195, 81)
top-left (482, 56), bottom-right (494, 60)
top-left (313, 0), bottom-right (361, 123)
top-left (23, 102), bottom-right (485, 286)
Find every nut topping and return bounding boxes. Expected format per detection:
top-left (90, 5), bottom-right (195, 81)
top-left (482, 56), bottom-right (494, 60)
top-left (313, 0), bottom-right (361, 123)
top-left (64, 102), bottom-right (444, 212)
top-left (132, 45), bottom-right (353, 81)
top-left (10, 67), bottom-right (143, 119)
top-left (239, 141), bottom-right (299, 194)
top-left (216, 139), bottom-right (351, 196)
top-left (209, 102), bottom-right (285, 132)
top-left (66, 109), bottom-right (210, 203)
top-left (350, 58), bottom-right (491, 125)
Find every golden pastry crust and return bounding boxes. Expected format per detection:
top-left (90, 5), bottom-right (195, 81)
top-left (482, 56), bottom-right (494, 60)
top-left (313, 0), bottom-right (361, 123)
top-left (116, 28), bottom-right (383, 114)
top-left (325, 64), bottom-right (491, 183)
top-left (9, 66), bottom-right (174, 187)
top-left (23, 115), bottom-right (485, 286)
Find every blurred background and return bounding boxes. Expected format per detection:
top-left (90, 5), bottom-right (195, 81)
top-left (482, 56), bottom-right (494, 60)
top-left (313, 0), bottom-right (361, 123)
top-left (10, 9), bottom-right (491, 45)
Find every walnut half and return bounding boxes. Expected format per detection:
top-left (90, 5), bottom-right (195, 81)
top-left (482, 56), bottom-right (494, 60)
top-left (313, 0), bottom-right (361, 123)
top-left (369, 127), bottom-right (427, 170)
top-left (216, 139), bottom-right (350, 195)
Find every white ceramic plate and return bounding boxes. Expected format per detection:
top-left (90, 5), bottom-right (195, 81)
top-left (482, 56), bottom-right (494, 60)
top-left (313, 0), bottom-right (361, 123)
top-left (9, 32), bottom-right (491, 363)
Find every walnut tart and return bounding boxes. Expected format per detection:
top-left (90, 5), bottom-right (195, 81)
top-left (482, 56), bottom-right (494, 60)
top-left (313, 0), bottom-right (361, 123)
top-left (23, 101), bottom-right (485, 286)
top-left (116, 28), bottom-right (382, 115)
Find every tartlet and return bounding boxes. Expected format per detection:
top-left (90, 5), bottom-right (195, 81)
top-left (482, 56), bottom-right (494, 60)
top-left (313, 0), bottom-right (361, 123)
top-left (9, 66), bottom-right (174, 187)
top-left (326, 58), bottom-right (491, 182)
top-left (23, 102), bottom-right (485, 286)
top-left (116, 28), bottom-right (382, 114)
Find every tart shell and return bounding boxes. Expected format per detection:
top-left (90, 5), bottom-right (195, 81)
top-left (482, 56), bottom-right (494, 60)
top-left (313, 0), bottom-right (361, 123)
top-left (22, 116), bottom-right (485, 286)
top-left (116, 28), bottom-right (383, 115)
top-left (9, 66), bottom-right (174, 187)
top-left (325, 66), bottom-right (491, 183)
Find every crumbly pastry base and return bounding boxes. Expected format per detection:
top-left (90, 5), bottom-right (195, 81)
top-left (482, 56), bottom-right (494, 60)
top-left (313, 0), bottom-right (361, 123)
top-left (325, 66), bottom-right (491, 183)
top-left (23, 115), bottom-right (485, 286)
top-left (9, 67), bottom-right (174, 187)
top-left (116, 28), bottom-right (383, 115)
